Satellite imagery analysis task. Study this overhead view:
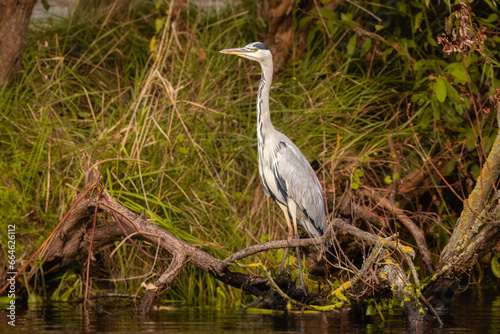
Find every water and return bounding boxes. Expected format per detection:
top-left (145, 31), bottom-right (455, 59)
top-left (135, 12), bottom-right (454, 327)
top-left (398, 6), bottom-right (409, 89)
top-left (1, 288), bottom-right (499, 333)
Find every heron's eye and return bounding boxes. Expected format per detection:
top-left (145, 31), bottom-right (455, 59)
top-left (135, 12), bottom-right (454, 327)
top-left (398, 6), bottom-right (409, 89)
top-left (253, 47), bottom-right (258, 52)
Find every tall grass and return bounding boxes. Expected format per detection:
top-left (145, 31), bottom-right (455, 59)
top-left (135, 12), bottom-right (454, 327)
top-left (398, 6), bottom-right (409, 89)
top-left (1, 0), bottom-right (498, 307)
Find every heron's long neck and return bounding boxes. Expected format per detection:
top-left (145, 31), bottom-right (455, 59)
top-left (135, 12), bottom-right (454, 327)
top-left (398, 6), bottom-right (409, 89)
top-left (256, 62), bottom-right (273, 144)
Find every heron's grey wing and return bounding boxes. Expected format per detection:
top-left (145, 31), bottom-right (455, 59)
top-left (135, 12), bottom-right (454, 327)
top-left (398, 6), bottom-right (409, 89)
top-left (273, 139), bottom-right (327, 237)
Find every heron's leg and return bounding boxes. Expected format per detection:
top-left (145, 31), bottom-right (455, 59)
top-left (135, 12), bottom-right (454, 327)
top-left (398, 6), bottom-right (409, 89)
top-left (287, 199), bottom-right (307, 294)
top-left (277, 202), bottom-right (293, 272)
top-left (295, 245), bottom-right (307, 292)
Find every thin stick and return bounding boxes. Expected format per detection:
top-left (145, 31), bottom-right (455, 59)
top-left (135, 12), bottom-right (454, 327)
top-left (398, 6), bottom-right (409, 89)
top-left (84, 188), bottom-right (102, 308)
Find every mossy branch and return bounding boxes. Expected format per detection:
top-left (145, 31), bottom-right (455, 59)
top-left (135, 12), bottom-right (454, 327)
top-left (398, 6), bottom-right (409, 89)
top-left (437, 103), bottom-right (500, 277)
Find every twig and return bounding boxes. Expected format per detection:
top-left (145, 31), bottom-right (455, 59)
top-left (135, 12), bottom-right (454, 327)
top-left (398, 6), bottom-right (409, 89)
top-left (387, 134), bottom-right (400, 204)
top-left (329, 238), bottom-right (386, 300)
top-left (420, 295), bottom-right (443, 326)
top-left (404, 253), bottom-right (421, 288)
top-left (84, 187), bottom-right (103, 308)
top-left (139, 252), bottom-right (188, 315)
top-left (362, 188), bottom-right (434, 274)
top-left (236, 262), bottom-right (313, 310)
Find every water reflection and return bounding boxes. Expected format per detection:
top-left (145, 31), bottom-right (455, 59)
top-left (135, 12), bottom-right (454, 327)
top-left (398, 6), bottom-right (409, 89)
top-left (1, 288), bottom-right (498, 333)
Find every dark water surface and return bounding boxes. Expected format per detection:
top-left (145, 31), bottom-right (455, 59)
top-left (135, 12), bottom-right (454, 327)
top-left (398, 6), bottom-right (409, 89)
top-left (1, 288), bottom-right (499, 333)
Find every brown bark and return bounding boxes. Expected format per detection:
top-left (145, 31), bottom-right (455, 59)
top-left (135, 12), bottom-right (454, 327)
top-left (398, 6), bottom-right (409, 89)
top-left (0, 0), bottom-right (37, 88)
top-left (43, 194), bottom-right (271, 307)
top-left (423, 105), bottom-right (500, 310)
top-left (139, 252), bottom-right (188, 315)
top-left (260, 0), bottom-right (295, 69)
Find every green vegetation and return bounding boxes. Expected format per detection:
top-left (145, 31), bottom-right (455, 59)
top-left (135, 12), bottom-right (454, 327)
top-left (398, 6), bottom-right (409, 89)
top-left (0, 0), bottom-right (499, 309)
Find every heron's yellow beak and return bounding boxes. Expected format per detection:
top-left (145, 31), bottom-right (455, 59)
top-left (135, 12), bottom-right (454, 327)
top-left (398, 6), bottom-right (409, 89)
top-left (219, 47), bottom-right (248, 55)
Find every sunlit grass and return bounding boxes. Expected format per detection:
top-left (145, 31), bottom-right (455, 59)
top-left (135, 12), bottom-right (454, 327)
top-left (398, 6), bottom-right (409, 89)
top-left (1, 0), bottom-right (498, 307)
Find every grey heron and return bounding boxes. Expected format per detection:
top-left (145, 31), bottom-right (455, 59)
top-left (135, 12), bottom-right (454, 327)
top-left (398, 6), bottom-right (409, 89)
top-left (220, 42), bottom-right (329, 293)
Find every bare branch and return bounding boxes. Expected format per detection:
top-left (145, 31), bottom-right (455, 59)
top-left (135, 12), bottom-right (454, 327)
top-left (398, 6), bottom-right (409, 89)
top-left (139, 252), bottom-right (189, 315)
top-left (362, 188), bottom-right (434, 274)
top-left (223, 232), bottom-right (330, 264)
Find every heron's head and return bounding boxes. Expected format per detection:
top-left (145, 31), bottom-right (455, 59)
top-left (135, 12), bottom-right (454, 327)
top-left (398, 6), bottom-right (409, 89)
top-left (219, 42), bottom-right (272, 65)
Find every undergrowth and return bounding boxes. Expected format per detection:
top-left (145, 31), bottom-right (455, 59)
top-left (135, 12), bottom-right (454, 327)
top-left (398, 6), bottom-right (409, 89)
top-left (0, 0), bottom-right (499, 308)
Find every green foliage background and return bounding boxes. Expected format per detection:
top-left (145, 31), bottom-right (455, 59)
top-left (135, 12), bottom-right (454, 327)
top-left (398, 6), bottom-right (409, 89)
top-left (0, 0), bottom-right (499, 307)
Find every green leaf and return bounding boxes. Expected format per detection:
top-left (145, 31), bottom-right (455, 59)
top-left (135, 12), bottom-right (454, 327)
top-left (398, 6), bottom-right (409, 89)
top-left (0, 296), bottom-right (13, 303)
top-left (491, 255), bottom-right (500, 278)
top-left (347, 34), bottom-right (357, 56)
top-left (382, 48), bottom-right (393, 63)
top-left (435, 77), bottom-right (447, 103)
top-left (42, 0), bottom-right (50, 10)
top-left (445, 63), bottom-right (468, 85)
top-left (354, 168), bottom-right (363, 178)
top-left (445, 80), bottom-right (463, 111)
top-left (150, 36), bottom-right (156, 53)
top-left (414, 11), bottom-right (423, 32)
top-left (470, 163), bottom-right (481, 179)
top-left (351, 182), bottom-right (359, 190)
top-left (366, 304), bottom-right (376, 316)
top-left (443, 159), bottom-right (457, 176)
top-left (360, 39), bottom-right (371, 57)
top-left (298, 16), bottom-right (313, 29)
top-left (155, 17), bottom-right (166, 33)
top-left (413, 59), bottom-right (428, 74)
top-left (318, 7), bottom-right (337, 21)
top-left (427, 31), bottom-right (438, 47)
top-left (485, 13), bottom-right (498, 23)
top-left (384, 175), bottom-right (392, 184)
top-left (466, 139), bottom-right (476, 152)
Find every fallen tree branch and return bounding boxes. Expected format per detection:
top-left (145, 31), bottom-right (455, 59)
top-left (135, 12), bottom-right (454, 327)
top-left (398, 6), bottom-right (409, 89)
top-left (41, 190), bottom-right (270, 308)
top-left (223, 232), bottom-right (331, 264)
top-left (14, 164), bottom-right (429, 327)
top-left (139, 252), bottom-right (188, 315)
top-left (378, 261), bottom-right (425, 332)
top-left (0, 177), bottom-right (100, 295)
top-left (425, 103), bottom-right (500, 305)
top-left (224, 217), bottom-right (416, 265)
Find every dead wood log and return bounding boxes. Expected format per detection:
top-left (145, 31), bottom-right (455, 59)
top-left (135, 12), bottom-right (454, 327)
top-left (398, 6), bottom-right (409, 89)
top-left (42, 191), bottom-right (270, 311)
top-left (14, 162), bottom-right (439, 329)
top-left (424, 104), bottom-right (500, 310)
top-left (38, 175), bottom-right (424, 314)
top-left (0, 0), bottom-right (37, 88)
